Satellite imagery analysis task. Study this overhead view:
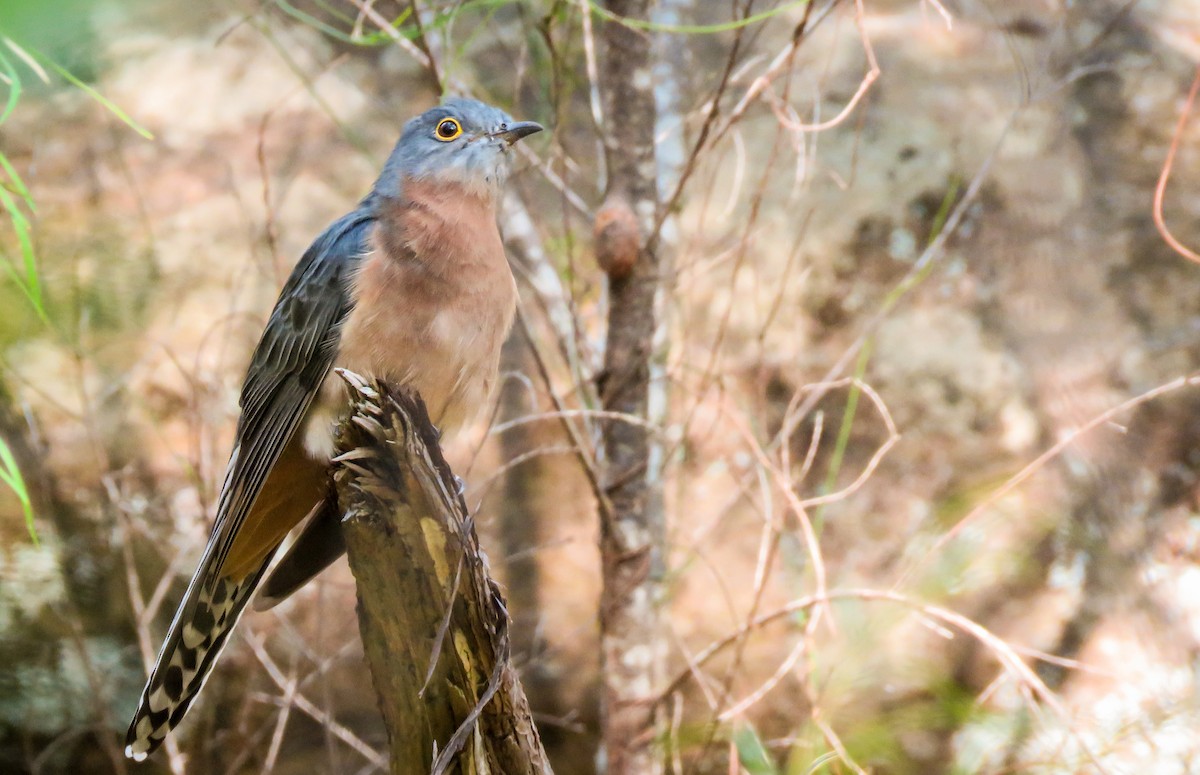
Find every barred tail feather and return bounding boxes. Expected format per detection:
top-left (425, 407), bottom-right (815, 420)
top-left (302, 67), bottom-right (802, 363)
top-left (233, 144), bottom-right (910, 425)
top-left (124, 559), bottom-right (273, 760)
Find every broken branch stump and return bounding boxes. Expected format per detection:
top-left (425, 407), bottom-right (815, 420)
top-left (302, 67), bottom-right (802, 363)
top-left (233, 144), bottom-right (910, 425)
top-left (333, 372), bottom-right (552, 775)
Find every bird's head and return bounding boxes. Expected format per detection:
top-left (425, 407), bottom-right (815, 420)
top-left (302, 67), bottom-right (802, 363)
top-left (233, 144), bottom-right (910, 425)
top-left (376, 97), bottom-right (543, 200)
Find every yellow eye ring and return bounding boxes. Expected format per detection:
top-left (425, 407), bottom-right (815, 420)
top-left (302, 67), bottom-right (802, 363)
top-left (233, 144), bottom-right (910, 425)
top-left (435, 117), bottom-right (462, 142)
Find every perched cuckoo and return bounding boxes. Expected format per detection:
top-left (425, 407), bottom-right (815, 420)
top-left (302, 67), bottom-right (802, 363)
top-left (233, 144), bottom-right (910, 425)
top-left (125, 98), bottom-right (542, 760)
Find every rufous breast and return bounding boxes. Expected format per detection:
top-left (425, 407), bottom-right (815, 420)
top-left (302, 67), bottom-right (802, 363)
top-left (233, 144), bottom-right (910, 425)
top-left (303, 179), bottom-right (517, 459)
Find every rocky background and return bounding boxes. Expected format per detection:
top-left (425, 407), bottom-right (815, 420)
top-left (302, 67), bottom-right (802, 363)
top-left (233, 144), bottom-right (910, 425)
top-left (2, 0), bottom-right (1200, 772)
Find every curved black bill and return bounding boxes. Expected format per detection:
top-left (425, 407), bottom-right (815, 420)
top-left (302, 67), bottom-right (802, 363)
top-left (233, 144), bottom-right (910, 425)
top-left (495, 121), bottom-right (544, 145)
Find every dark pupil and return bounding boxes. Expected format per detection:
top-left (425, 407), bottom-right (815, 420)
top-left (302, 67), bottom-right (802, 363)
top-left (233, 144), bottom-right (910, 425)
top-left (438, 120), bottom-right (457, 137)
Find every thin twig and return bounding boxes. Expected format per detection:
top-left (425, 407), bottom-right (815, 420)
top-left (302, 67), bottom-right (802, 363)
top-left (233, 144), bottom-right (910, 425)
top-left (244, 628), bottom-right (388, 770)
top-left (1153, 63), bottom-right (1200, 265)
top-left (769, 0), bottom-right (879, 134)
top-left (900, 373), bottom-right (1200, 586)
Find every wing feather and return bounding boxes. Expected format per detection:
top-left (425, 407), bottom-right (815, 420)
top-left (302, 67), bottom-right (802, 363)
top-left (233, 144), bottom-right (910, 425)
top-left (207, 208), bottom-right (373, 579)
top-left (125, 202), bottom-right (377, 759)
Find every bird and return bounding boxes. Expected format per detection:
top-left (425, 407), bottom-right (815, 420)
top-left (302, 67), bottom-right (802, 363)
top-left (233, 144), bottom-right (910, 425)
top-left (124, 97), bottom-right (543, 761)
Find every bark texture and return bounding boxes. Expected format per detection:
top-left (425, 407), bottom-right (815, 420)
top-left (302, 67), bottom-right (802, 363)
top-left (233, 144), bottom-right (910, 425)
top-left (596, 1), bottom-right (666, 772)
top-left (333, 372), bottom-right (552, 775)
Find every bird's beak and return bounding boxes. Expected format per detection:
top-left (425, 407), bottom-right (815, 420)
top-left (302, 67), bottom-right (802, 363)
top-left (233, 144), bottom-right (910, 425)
top-left (494, 121), bottom-right (544, 146)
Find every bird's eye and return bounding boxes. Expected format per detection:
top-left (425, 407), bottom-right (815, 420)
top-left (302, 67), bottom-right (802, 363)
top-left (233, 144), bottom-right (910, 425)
top-left (435, 118), bottom-right (462, 141)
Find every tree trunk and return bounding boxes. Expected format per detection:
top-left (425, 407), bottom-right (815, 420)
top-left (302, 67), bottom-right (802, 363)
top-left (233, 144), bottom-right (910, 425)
top-left (333, 372), bottom-right (552, 775)
top-left (596, 1), bottom-right (667, 772)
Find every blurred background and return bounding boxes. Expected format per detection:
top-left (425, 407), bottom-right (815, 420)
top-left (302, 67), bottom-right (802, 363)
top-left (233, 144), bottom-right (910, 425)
top-left (3, 0), bottom-right (1200, 772)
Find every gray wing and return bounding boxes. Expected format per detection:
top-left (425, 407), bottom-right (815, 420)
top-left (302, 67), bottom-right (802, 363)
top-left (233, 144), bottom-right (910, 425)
top-left (206, 207), bottom-right (373, 579)
top-left (125, 204), bottom-right (376, 760)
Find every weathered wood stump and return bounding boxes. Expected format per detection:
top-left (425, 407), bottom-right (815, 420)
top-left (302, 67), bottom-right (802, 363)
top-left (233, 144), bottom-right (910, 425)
top-left (334, 371), bottom-right (552, 775)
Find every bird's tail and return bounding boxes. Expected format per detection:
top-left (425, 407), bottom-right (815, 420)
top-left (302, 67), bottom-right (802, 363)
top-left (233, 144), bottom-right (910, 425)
top-left (124, 560), bottom-right (272, 761)
top-left (254, 496), bottom-right (344, 611)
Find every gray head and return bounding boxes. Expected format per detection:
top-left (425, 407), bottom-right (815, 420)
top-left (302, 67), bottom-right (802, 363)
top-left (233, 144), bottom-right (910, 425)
top-left (375, 97), bottom-right (543, 200)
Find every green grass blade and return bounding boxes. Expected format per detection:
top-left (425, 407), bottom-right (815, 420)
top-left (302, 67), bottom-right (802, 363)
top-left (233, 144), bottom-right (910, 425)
top-left (2, 38), bottom-right (49, 84)
top-left (0, 151), bottom-right (35, 211)
top-left (0, 46), bottom-right (23, 126)
top-left (733, 722), bottom-right (779, 775)
top-left (588, 0), bottom-right (809, 34)
top-left (0, 184), bottom-right (42, 307)
top-left (0, 247), bottom-right (45, 313)
top-left (820, 341), bottom-right (872, 518)
top-left (32, 49), bottom-right (153, 139)
top-left (273, 0), bottom-right (407, 45)
top-left (273, 0), bottom-right (368, 43)
top-left (818, 179), bottom-right (963, 515)
top-left (306, 0), bottom-right (357, 26)
top-left (0, 436), bottom-right (38, 544)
